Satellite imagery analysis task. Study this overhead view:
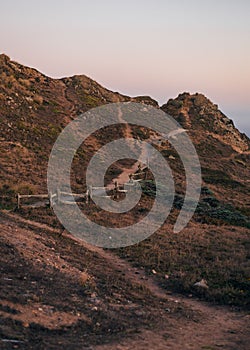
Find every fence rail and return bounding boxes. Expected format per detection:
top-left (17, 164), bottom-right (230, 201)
top-left (17, 193), bottom-right (50, 209)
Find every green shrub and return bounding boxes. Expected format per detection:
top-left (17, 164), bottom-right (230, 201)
top-left (202, 168), bottom-right (245, 188)
top-left (201, 186), bottom-right (213, 195)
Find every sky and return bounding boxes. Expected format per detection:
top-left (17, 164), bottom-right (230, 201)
top-left (1, 0), bottom-right (249, 136)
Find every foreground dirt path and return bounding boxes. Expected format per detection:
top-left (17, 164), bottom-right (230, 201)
top-left (0, 211), bottom-right (249, 349)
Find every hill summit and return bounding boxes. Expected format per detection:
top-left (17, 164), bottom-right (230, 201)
top-left (161, 92), bottom-right (249, 153)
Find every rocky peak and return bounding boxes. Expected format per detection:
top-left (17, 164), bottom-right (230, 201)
top-left (161, 93), bottom-right (249, 153)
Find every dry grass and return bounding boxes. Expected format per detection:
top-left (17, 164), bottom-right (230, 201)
top-left (16, 204), bottom-right (250, 308)
top-left (115, 223), bottom-right (250, 308)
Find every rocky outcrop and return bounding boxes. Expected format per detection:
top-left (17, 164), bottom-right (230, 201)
top-left (161, 92), bottom-right (249, 153)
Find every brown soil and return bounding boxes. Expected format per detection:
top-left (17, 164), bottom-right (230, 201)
top-left (0, 211), bottom-right (249, 349)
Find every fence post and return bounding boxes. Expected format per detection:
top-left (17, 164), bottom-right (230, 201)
top-left (57, 188), bottom-right (61, 204)
top-left (49, 192), bottom-right (52, 207)
top-left (89, 185), bottom-right (93, 200)
top-left (114, 181), bottom-right (119, 199)
top-left (86, 189), bottom-right (89, 204)
top-left (17, 193), bottom-right (20, 209)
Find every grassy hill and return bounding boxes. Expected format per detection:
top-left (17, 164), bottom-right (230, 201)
top-left (0, 54), bottom-right (249, 314)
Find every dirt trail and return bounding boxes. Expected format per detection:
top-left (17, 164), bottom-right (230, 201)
top-left (114, 104), bottom-right (149, 185)
top-left (117, 104), bottom-right (134, 140)
top-left (115, 104), bottom-right (139, 185)
top-left (1, 211), bottom-right (249, 349)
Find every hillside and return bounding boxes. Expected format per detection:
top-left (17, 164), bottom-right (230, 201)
top-left (161, 93), bottom-right (249, 208)
top-left (0, 53), bottom-right (158, 195)
top-left (0, 55), bottom-right (250, 349)
top-left (0, 54), bottom-right (249, 208)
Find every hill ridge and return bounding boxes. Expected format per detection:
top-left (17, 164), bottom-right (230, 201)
top-left (0, 53), bottom-right (249, 205)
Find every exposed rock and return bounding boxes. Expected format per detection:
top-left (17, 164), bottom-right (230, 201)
top-left (161, 92), bottom-right (249, 153)
top-left (193, 279), bottom-right (209, 289)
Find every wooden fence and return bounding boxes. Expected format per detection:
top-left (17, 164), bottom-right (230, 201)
top-left (17, 191), bottom-right (87, 209)
top-left (17, 192), bottom-right (60, 209)
top-left (17, 167), bottom-right (148, 209)
top-left (56, 189), bottom-right (88, 205)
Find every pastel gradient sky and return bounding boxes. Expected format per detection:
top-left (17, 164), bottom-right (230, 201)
top-left (1, 0), bottom-right (249, 135)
